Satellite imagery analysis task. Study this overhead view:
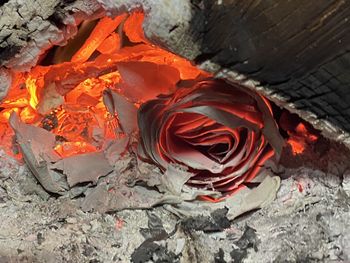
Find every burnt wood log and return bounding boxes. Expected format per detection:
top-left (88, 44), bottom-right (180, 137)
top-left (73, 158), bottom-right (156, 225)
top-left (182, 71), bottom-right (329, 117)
top-left (190, 0), bottom-right (350, 146)
top-left (1, 0), bottom-right (350, 148)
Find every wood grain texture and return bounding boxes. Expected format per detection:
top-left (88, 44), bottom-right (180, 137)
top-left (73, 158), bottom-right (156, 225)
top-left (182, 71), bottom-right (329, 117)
top-left (192, 0), bottom-right (350, 134)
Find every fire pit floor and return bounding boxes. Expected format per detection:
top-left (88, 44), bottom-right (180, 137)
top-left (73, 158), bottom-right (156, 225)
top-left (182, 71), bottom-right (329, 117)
top-left (0, 150), bottom-right (349, 263)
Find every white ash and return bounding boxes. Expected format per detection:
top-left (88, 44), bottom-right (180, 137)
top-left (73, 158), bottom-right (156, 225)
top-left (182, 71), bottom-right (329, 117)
top-left (0, 68), bottom-right (11, 101)
top-left (0, 147), bottom-right (349, 262)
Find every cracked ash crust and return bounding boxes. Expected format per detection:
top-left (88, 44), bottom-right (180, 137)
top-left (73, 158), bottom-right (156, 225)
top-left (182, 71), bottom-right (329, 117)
top-left (0, 149), bottom-right (349, 262)
top-left (0, 0), bottom-right (102, 70)
top-left (0, 0), bottom-right (199, 70)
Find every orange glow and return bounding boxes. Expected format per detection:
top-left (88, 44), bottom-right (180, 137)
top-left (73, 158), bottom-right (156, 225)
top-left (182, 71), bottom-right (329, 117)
top-left (198, 148), bottom-right (275, 203)
top-left (26, 76), bottom-right (39, 109)
top-left (0, 12), bottom-right (204, 158)
top-left (97, 33), bottom-right (121, 54)
top-left (288, 137), bottom-right (306, 155)
top-left (123, 12), bottom-right (147, 43)
top-left (287, 122), bottom-right (319, 155)
top-left (20, 106), bottom-right (38, 123)
top-left (0, 108), bottom-right (20, 123)
top-left (295, 123), bottom-right (318, 142)
top-left (71, 14), bottom-right (127, 63)
top-left (54, 142), bottom-right (97, 158)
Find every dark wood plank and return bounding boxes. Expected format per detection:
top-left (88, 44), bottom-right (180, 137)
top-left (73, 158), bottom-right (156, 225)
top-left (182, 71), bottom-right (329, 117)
top-left (193, 0), bottom-right (350, 132)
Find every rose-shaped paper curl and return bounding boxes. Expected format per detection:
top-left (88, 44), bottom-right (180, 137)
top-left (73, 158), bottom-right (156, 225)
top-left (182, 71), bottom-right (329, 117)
top-left (138, 79), bottom-right (284, 200)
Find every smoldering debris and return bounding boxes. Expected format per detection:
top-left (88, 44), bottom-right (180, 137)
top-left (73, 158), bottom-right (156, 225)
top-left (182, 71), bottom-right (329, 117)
top-left (0, 144), bottom-right (349, 262)
top-left (9, 109), bottom-right (281, 218)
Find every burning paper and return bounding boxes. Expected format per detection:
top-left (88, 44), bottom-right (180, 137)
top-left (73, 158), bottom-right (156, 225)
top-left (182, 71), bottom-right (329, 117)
top-left (1, 11), bottom-right (287, 215)
top-left (137, 79), bottom-right (284, 201)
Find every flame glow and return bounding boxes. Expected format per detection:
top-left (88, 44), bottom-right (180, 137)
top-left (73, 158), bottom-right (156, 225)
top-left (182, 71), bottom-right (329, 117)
top-left (0, 12), bottom-right (205, 158)
top-left (287, 123), bottom-right (318, 155)
top-left (26, 77), bottom-right (39, 110)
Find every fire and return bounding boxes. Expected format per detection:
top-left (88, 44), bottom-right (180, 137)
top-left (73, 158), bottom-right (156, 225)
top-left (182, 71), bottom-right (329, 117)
top-left (288, 138), bottom-right (306, 155)
top-left (287, 123), bottom-right (318, 155)
top-left (0, 12), bottom-right (205, 158)
top-left (71, 14), bottom-right (127, 63)
top-left (26, 76), bottom-right (39, 109)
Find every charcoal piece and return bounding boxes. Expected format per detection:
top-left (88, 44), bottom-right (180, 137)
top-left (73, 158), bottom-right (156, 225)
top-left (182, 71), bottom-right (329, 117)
top-left (0, 186), bottom-right (7, 203)
top-left (36, 232), bottom-right (45, 245)
top-left (131, 240), bottom-right (179, 263)
top-left (0, 0), bottom-right (10, 7)
top-left (214, 248), bottom-right (226, 263)
top-left (230, 225), bottom-right (259, 263)
top-left (181, 216), bottom-right (220, 232)
top-left (0, 45), bottom-right (21, 63)
top-left (140, 212), bottom-right (168, 240)
top-left (211, 208), bottom-right (231, 229)
top-left (181, 208), bottom-right (230, 233)
top-left (41, 112), bottom-right (58, 131)
top-left (55, 135), bottom-right (68, 142)
top-left (146, 212), bottom-right (164, 231)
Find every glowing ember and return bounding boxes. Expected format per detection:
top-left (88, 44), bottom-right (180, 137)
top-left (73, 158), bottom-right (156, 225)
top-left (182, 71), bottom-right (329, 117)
top-left (288, 138), bottom-right (306, 155)
top-left (137, 79), bottom-right (284, 201)
top-left (287, 123), bottom-right (319, 155)
top-left (71, 14), bottom-right (127, 63)
top-left (0, 12), bottom-right (205, 158)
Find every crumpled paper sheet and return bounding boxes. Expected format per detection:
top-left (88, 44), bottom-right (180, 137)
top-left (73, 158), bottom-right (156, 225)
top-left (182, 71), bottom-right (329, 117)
top-left (81, 154), bottom-right (280, 219)
top-left (9, 113), bottom-right (68, 194)
top-left (9, 112), bottom-right (113, 197)
top-left (164, 173), bottom-right (281, 220)
top-left (51, 152), bottom-right (113, 187)
top-left (9, 112), bottom-right (280, 218)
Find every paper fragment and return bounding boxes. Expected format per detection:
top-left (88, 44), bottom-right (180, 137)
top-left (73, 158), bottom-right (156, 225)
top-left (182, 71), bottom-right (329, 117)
top-left (164, 174), bottom-right (280, 219)
top-left (160, 165), bottom-right (193, 195)
top-left (138, 79), bottom-right (283, 198)
top-left (52, 151), bottom-right (113, 187)
top-left (81, 182), bottom-right (165, 213)
top-left (36, 83), bottom-right (64, 114)
top-left (9, 113), bottom-right (68, 194)
top-left (226, 174), bottom-right (281, 220)
top-left (103, 88), bottom-right (138, 135)
top-left (104, 137), bottom-right (129, 165)
top-left (117, 61), bottom-right (180, 102)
